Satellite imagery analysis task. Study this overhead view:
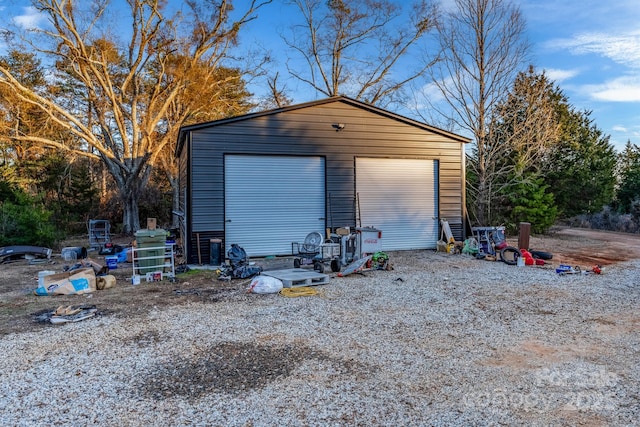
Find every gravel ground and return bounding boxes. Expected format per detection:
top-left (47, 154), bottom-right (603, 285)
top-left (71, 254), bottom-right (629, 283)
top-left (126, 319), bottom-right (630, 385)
top-left (1, 251), bottom-right (639, 426)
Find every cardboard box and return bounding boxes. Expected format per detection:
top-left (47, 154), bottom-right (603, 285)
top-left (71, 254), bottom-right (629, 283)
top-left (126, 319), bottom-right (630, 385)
top-left (146, 217), bottom-right (157, 230)
top-left (34, 268), bottom-right (96, 296)
top-left (72, 258), bottom-right (105, 275)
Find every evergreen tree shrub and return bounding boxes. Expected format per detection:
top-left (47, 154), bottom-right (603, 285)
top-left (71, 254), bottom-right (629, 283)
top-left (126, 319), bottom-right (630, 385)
top-left (0, 183), bottom-right (58, 247)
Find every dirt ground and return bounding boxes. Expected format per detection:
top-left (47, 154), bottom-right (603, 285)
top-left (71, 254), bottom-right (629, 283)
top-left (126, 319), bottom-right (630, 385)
top-left (1, 226), bottom-right (639, 337)
top-left (528, 226), bottom-right (640, 266)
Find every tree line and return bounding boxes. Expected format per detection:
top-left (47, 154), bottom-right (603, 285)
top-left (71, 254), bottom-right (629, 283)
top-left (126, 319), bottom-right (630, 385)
top-left (1, 0), bottom-right (639, 247)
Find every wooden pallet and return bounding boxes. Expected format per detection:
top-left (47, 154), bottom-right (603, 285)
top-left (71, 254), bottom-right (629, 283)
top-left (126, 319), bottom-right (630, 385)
top-left (262, 269), bottom-right (330, 288)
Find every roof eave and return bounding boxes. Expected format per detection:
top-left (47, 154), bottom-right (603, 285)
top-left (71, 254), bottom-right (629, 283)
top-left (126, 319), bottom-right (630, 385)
top-left (176, 95), bottom-right (472, 156)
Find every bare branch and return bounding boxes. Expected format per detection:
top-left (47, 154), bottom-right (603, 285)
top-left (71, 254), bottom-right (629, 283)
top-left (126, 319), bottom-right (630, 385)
top-left (0, 0), bottom-right (271, 232)
top-left (426, 0), bottom-right (530, 224)
top-left (283, 0), bottom-right (438, 105)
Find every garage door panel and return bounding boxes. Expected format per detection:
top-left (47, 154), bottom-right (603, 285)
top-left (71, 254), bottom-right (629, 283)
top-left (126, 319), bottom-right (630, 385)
top-left (356, 158), bottom-right (438, 251)
top-left (225, 155), bottom-right (325, 256)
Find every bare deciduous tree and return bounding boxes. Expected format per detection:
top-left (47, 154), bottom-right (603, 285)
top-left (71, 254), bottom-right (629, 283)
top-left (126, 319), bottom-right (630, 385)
top-left (266, 72), bottom-right (294, 109)
top-left (0, 0), bottom-right (270, 233)
top-left (283, 0), bottom-right (439, 107)
top-left (427, 0), bottom-right (530, 226)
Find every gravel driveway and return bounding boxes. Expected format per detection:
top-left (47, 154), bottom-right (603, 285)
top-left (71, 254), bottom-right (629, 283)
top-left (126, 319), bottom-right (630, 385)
top-left (1, 249), bottom-right (638, 426)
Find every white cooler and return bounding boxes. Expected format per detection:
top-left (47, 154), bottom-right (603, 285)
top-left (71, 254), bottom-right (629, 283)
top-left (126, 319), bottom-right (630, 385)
top-left (357, 227), bottom-right (383, 254)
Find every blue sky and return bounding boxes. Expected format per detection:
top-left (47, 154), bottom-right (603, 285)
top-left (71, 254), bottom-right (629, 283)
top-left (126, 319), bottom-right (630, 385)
top-left (238, 0), bottom-right (640, 152)
top-left (2, 0), bottom-right (639, 151)
top-left (519, 0), bottom-right (640, 151)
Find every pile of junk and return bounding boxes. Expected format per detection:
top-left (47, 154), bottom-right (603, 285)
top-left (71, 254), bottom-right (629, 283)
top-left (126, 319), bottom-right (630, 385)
top-left (217, 243), bottom-right (264, 281)
top-left (291, 226), bottom-right (389, 273)
top-left (459, 223), bottom-right (554, 266)
top-left (216, 226), bottom-right (389, 281)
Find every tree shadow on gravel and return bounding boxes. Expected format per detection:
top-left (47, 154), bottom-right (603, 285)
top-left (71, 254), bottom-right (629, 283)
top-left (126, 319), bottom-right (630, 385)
top-left (137, 341), bottom-right (367, 400)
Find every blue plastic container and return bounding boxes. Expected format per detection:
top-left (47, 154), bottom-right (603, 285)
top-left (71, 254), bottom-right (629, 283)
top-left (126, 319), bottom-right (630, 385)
top-left (106, 256), bottom-right (118, 269)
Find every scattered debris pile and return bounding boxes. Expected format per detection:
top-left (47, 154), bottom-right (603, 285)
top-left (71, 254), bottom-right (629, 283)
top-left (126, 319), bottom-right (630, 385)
top-left (217, 244), bottom-right (263, 281)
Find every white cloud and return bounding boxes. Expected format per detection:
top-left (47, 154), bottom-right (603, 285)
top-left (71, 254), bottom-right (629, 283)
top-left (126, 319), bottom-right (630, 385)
top-left (612, 125), bottom-right (628, 132)
top-left (13, 6), bottom-right (46, 30)
top-left (543, 68), bottom-right (580, 83)
top-left (418, 80), bottom-right (447, 105)
top-left (546, 30), bottom-right (640, 69)
top-left (584, 75), bottom-right (640, 102)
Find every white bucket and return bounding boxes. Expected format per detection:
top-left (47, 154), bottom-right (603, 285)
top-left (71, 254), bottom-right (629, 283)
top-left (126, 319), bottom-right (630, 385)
top-left (38, 270), bottom-right (56, 287)
top-left (516, 257), bottom-right (525, 267)
top-left (131, 275), bottom-right (141, 285)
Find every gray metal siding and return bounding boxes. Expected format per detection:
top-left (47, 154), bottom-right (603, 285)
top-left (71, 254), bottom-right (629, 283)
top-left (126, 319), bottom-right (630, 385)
top-left (183, 99), bottom-right (465, 261)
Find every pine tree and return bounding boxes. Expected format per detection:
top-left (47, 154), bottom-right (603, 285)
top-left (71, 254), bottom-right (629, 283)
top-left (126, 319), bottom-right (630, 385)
top-left (506, 176), bottom-right (558, 234)
top-left (545, 109), bottom-right (617, 217)
top-left (615, 141), bottom-right (640, 213)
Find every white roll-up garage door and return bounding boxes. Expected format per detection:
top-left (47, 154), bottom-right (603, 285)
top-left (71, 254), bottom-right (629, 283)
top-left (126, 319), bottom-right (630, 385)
top-left (225, 155), bottom-right (325, 257)
top-left (356, 158), bottom-right (438, 250)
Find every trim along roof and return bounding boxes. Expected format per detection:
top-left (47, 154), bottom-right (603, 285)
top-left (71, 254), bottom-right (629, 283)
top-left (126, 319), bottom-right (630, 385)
top-left (175, 95), bottom-right (471, 157)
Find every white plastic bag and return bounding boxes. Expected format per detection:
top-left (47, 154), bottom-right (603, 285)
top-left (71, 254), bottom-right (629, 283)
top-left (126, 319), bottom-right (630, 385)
top-left (247, 276), bottom-right (283, 294)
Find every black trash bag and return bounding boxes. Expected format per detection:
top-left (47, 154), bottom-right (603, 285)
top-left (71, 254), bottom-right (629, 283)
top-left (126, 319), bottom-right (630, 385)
top-left (220, 244), bottom-right (262, 280)
top-left (232, 264), bottom-right (263, 279)
top-left (227, 244), bottom-right (248, 267)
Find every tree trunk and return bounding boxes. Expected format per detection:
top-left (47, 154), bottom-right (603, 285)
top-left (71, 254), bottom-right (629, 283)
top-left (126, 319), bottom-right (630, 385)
top-left (476, 153), bottom-right (487, 226)
top-left (170, 175), bottom-right (180, 229)
top-left (121, 189), bottom-right (141, 234)
top-left (476, 179), bottom-right (487, 226)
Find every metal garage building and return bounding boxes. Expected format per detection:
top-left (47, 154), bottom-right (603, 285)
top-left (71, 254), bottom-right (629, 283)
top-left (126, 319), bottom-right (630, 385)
top-left (175, 96), bottom-right (471, 264)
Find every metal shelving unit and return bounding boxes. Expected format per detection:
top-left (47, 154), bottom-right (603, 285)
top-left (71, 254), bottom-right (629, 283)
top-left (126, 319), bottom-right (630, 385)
top-left (88, 219), bottom-right (111, 250)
